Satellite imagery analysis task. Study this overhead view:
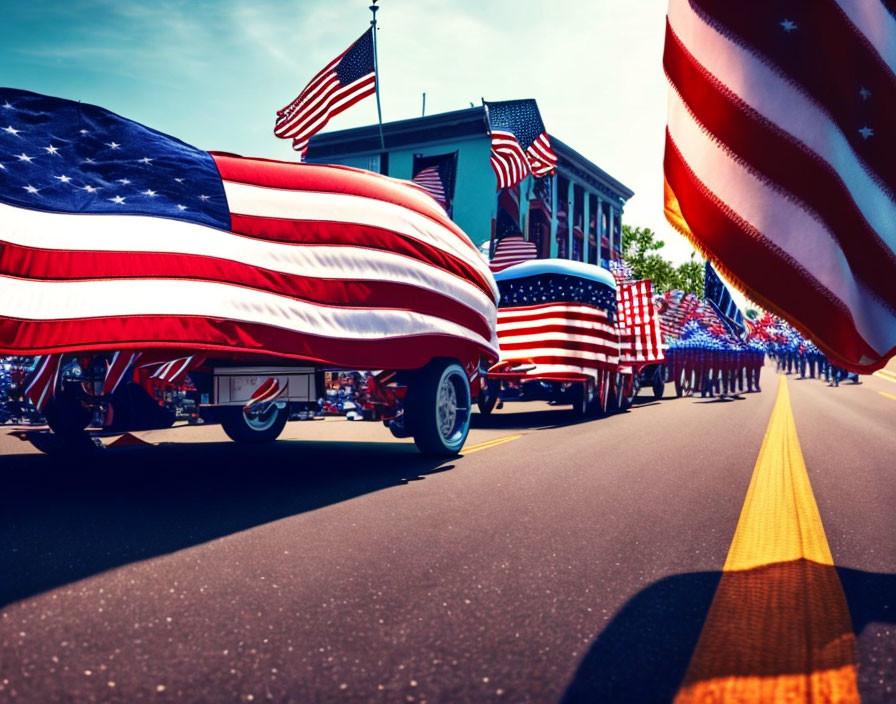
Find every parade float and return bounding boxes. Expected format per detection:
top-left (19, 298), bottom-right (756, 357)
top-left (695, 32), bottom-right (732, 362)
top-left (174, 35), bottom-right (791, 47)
top-left (0, 88), bottom-right (499, 456)
top-left (476, 256), bottom-right (665, 416)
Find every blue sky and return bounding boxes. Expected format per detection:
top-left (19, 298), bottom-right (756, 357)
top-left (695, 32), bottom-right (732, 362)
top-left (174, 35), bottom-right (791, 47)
top-left (1, 0), bottom-right (696, 262)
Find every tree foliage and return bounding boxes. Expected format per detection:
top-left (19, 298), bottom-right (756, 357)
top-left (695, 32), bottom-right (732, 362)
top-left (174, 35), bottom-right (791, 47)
top-left (621, 225), bottom-right (704, 297)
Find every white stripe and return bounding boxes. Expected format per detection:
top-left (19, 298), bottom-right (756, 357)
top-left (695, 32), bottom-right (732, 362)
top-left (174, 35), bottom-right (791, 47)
top-left (223, 181), bottom-right (497, 299)
top-left (0, 276), bottom-right (499, 354)
top-left (24, 355), bottom-right (50, 396)
top-left (497, 304), bottom-right (609, 319)
top-left (667, 88), bottom-right (896, 355)
top-left (497, 317), bottom-right (617, 336)
top-left (0, 201), bottom-right (497, 328)
top-left (668, 0), bottom-right (896, 249)
top-left (835, 0), bottom-right (896, 75)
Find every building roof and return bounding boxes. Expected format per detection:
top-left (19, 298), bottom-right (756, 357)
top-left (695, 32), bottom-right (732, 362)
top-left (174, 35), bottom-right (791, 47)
top-left (306, 106), bottom-right (634, 203)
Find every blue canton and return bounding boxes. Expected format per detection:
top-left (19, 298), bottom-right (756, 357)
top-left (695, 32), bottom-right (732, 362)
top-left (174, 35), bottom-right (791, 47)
top-left (0, 87), bottom-right (230, 231)
top-left (484, 99), bottom-right (548, 151)
top-left (335, 28), bottom-right (375, 85)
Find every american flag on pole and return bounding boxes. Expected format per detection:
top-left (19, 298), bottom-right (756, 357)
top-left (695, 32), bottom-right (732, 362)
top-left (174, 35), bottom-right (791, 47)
top-left (274, 28), bottom-right (376, 159)
top-left (492, 261), bottom-right (621, 380)
top-left (617, 280), bottom-right (665, 365)
top-left (664, 0), bottom-right (896, 372)
top-left (704, 261), bottom-right (746, 339)
top-left (0, 88), bottom-right (499, 372)
top-left (484, 99), bottom-right (558, 190)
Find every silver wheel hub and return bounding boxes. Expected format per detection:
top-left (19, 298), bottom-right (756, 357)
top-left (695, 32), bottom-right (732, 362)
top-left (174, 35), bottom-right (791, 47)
top-left (243, 402), bottom-right (278, 431)
top-left (437, 377), bottom-right (458, 439)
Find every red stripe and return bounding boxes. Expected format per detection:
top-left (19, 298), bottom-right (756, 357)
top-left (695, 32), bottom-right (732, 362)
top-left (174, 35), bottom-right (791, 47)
top-left (229, 214), bottom-right (496, 302)
top-left (499, 338), bottom-right (621, 359)
top-left (0, 316), bottom-right (495, 370)
top-left (664, 130), bottom-right (883, 370)
top-left (664, 19), bottom-right (896, 310)
top-left (689, 0), bottom-right (896, 195)
top-left (288, 78), bottom-right (376, 144)
top-left (0, 244), bottom-right (493, 343)
top-left (212, 154), bottom-right (482, 260)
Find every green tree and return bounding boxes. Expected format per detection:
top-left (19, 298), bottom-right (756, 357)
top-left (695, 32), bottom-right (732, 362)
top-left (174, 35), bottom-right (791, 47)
top-left (621, 225), bottom-right (704, 296)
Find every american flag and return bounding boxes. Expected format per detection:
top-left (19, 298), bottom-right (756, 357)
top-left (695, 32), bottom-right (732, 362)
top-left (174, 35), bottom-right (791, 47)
top-left (489, 236), bottom-right (539, 272)
top-left (484, 99), bottom-right (558, 190)
top-left (274, 28), bottom-right (376, 159)
top-left (704, 262), bottom-right (746, 339)
top-left (664, 0), bottom-right (896, 372)
top-left (492, 262), bottom-right (620, 381)
top-left (0, 88), bottom-right (499, 375)
top-left (411, 165), bottom-right (446, 207)
top-left (617, 280), bottom-right (665, 365)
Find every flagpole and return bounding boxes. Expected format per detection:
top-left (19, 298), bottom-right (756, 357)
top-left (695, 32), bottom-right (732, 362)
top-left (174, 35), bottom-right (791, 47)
top-left (370, 0), bottom-right (386, 152)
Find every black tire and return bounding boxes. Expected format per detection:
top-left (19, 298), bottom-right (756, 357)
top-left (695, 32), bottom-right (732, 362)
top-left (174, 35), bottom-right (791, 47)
top-left (620, 375), bottom-right (639, 411)
top-left (476, 378), bottom-right (500, 416)
top-left (407, 359), bottom-right (471, 456)
top-left (570, 381), bottom-right (594, 418)
top-left (652, 369), bottom-right (665, 400)
top-left (220, 404), bottom-right (288, 444)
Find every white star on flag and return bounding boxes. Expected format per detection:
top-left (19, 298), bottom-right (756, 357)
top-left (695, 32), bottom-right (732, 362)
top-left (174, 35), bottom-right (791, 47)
top-left (117, 178), bottom-right (131, 185)
top-left (15, 153), bottom-right (34, 163)
top-left (106, 142), bottom-right (120, 149)
top-left (859, 126), bottom-right (874, 139)
top-left (176, 204), bottom-right (187, 211)
top-left (3, 125), bottom-right (22, 136)
top-left (139, 157), bottom-right (153, 164)
top-left (142, 189), bottom-right (157, 197)
top-left (780, 19), bottom-right (797, 32)
top-left (54, 175), bottom-right (72, 183)
top-left (44, 145), bottom-right (60, 155)
top-left (109, 195), bottom-right (126, 204)
top-left (859, 86), bottom-right (872, 100)
top-left (82, 185), bottom-right (98, 193)
top-left (23, 185), bottom-right (39, 194)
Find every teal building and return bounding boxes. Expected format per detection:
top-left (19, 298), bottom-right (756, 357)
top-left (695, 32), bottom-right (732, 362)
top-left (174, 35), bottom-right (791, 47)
top-left (306, 105), bottom-right (633, 266)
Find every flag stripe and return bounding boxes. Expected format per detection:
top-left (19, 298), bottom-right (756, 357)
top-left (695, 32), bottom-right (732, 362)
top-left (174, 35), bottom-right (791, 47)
top-left (664, 131), bottom-right (883, 366)
top-left (0, 316), bottom-right (486, 371)
top-left (667, 88), bottom-right (896, 353)
top-left (213, 155), bottom-right (479, 257)
top-left (665, 19), bottom-right (896, 309)
top-left (667, 1), bottom-right (896, 251)
top-left (687, 0), bottom-right (896, 193)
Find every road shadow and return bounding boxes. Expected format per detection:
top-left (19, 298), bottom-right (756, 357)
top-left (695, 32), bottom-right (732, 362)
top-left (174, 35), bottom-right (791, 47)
top-left (0, 440), bottom-right (453, 607)
top-left (561, 563), bottom-right (896, 703)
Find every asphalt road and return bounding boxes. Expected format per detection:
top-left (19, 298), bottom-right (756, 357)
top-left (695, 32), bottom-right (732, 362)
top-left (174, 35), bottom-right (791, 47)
top-left (1, 364), bottom-right (894, 703)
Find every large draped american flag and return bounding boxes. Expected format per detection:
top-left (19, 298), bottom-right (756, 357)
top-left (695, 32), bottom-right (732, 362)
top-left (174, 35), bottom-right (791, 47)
top-left (491, 261), bottom-right (621, 382)
top-left (484, 99), bottom-right (558, 190)
top-left (274, 28), bottom-right (376, 158)
top-left (664, 0), bottom-right (896, 372)
top-left (0, 89), bottom-right (499, 391)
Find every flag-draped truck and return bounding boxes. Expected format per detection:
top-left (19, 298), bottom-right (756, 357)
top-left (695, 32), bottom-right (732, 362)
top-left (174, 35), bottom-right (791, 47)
top-left (476, 259), bottom-right (665, 415)
top-left (0, 88), bottom-right (499, 456)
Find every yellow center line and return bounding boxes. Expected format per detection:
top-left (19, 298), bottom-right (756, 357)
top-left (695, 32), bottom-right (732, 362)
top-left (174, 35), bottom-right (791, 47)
top-left (878, 391), bottom-right (896, 402)
top-left (873, 369), bottom-right (896, 384)
top-left (675, 375), bottom-right (859, 704)
top-left (462, 434), bottom-right (522, 454)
